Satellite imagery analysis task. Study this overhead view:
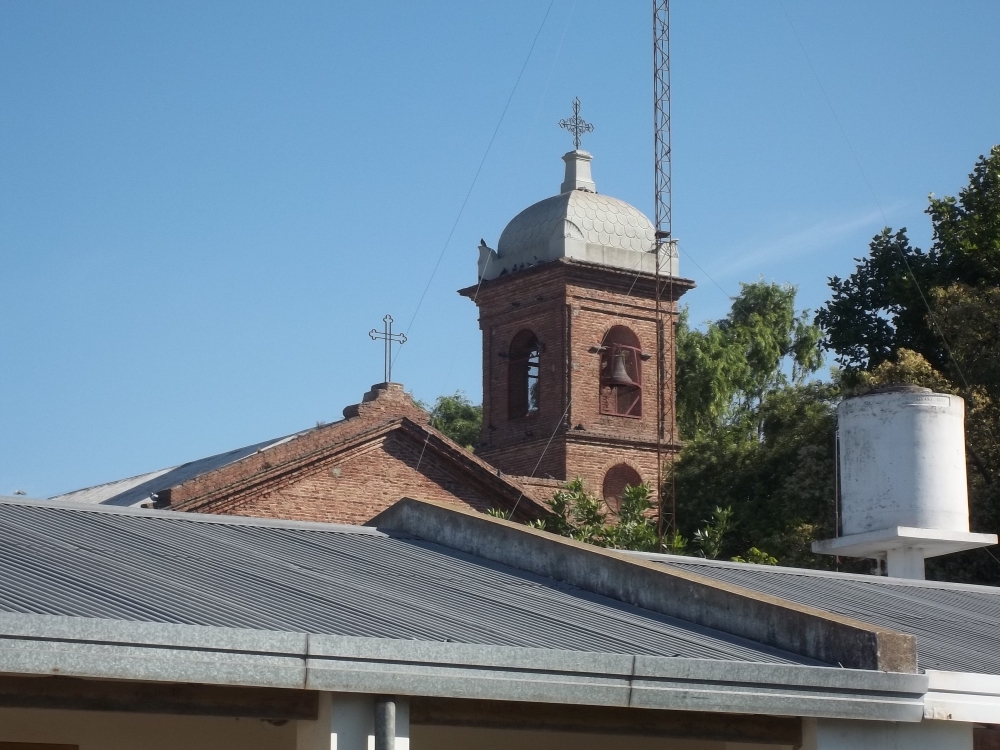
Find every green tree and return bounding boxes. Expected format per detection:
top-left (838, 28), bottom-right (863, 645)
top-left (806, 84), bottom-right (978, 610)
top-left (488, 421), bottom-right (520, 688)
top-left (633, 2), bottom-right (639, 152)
top-left (426, 392), bottom-right (482, 449)
top-left (692, 506), bottom-right (733, 560)
top-left (530, 480), bottom-right (769, 561)
top-left (676, 281), bottom-right (823, 439)
top-left (671, 382), bottom-right (842, 567)
top-left (732, 547), bottom-right (779, 565)
top-left (671, 281), bottom-right (834, 567)
top-left (816, 146), bottom-right (1000, 377)
top-left (608, 484), bottom-right (660, 552)
top-left (815, 228), bottom-right (938, 373)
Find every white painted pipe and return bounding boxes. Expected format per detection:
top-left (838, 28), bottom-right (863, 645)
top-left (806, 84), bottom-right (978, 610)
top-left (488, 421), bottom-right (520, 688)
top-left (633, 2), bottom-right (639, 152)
top-left (374, 696), bottom-right (395, 750)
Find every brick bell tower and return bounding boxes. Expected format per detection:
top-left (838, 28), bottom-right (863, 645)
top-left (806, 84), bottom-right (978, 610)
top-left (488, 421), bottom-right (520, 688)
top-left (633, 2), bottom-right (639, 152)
top-left (459, 148), bottom-right (694, 507)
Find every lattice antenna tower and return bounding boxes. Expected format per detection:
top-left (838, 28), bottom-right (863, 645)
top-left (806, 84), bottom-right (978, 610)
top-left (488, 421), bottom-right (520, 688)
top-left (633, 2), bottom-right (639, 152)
top-left (654, 0), bottom-right (672, 242)
top-left (653, 0), bottom-right (676, 547)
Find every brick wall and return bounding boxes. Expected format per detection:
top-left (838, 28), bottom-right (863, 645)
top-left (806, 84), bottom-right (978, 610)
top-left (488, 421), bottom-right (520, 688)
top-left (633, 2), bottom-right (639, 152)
top-left (212, 431), bottom-right (503, 526)
top-left (473, 272), bottom-right (570, 481)
top-left (170, 383), bottom-right (544, 525)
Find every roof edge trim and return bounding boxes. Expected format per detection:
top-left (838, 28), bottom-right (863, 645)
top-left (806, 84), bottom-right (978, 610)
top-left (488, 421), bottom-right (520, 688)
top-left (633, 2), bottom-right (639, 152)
top-left (626, 550), bottom-right (1000, 595)
top-left (0, 612), bottom-right (926, 722)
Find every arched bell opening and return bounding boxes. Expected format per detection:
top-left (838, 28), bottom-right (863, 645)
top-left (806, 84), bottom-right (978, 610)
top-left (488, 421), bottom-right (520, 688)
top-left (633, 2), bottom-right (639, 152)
top-left (602, 463), bottom-right (643, 514)
top-left (508, 329), bottom-right (541, 419)
top-left (599, 325), bottom-right (642, 418)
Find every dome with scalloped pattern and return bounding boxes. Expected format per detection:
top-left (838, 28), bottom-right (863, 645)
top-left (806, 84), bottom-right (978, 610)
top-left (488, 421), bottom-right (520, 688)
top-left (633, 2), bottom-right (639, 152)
top-left (498, 191), bottom-right (656, 258)
top-left (477, 150), bottom-right (673, 281)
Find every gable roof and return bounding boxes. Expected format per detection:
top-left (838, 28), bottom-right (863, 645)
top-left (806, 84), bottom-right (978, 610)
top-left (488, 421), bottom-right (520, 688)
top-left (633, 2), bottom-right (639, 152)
top-left (167, 415), bottom-right (545, 522)
top-left (632, 553), bottom-right (1000, 675)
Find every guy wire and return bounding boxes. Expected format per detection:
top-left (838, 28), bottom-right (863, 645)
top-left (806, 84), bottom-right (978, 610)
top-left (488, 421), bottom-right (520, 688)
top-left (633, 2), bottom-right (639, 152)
top-left (392, 0), bottom-right (557, 374)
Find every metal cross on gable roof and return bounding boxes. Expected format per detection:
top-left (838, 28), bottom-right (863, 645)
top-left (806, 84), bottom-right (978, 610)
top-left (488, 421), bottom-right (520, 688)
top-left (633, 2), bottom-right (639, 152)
top-left (369, 314), bottom-right (406, 384)
top-left (558, 96), bottom-right (594, 150)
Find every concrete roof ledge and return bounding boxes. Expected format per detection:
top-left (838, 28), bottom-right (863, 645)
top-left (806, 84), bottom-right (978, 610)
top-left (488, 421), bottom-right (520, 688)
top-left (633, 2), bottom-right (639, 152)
top-left (369, 498), bottom-right (919, 673)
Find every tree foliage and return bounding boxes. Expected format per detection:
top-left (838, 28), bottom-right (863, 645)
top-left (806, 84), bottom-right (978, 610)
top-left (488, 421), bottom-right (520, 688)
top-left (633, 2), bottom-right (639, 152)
top-left (817, 146), bottom-right (1000, 376)
top-left (670, 147), bottom-right (1000, 581)
top-left (676, 281), bottom-right (823, 439)
top-left (425, 392), bottom-right (482, 449)
top-left (528, 479), bottom-right (660, 552)
top-left (669, 281), bottom-right (831, 565)
top-left (531, 480), bottom-right (775, 562)
top-left (692, 506), bottom-right (733, 560)
top-left (671, 381), bottom-right (843, 568)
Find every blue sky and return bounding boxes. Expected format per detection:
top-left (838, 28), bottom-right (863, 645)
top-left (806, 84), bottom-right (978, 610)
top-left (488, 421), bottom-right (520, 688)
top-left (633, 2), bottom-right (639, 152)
top-left (3, 1), bottom-right (999, 497)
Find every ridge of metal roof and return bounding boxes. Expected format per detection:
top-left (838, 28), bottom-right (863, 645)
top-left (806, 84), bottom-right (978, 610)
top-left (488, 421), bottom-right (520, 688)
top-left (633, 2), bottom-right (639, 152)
top-left (626, 550), bottom-right (1000, 596)
top-left (46, 430), bottom-right (314, 507)
top-left (0, 494), bottom-right (386, 535)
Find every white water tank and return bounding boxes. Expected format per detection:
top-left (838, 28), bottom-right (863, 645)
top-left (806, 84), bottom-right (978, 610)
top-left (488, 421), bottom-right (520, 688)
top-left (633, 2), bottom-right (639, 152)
top-left (813, 385), bottom-right (996, 579)
top-left (838, 385), bottom-right (969, 535)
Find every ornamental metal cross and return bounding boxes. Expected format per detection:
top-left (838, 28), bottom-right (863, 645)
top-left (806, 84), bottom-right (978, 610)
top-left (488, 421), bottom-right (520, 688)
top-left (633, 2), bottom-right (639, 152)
top-left (369, 314), bottom-right (406, 383)
top-left (558, 96), bottom-right (594, 150)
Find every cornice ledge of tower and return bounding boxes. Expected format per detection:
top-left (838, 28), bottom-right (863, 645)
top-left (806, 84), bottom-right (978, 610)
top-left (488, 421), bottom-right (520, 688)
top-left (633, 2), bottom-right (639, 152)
top-left (461, 256), bottom-right (695, 303)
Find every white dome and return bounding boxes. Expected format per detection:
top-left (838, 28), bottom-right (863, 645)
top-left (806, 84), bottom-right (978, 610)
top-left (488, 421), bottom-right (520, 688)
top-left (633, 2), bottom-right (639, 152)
top-left (477, 150), bottom-right (676, 281)
top-left (497, 191), bottom-right (657, 259)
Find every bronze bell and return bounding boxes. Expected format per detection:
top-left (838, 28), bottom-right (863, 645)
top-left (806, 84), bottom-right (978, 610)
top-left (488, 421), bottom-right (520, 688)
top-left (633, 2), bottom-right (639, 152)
top-left (609, 350), bottom-right (635, 386)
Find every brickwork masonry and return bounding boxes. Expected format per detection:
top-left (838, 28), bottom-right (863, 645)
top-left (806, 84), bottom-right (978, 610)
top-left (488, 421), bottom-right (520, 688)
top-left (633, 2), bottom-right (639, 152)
top-left (169, 383), bottom-right (546, 524)
top-left (461, 258), bottom-right (694, 504)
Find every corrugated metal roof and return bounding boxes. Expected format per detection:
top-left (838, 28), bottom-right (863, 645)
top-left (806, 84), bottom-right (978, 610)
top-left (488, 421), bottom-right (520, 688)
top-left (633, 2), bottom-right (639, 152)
top-left (48, 433), bottom-right (305, 506)
top-left (645, 555), bottom-right (1000, 674)
top-left (0, 499), bottom-right (810, 665)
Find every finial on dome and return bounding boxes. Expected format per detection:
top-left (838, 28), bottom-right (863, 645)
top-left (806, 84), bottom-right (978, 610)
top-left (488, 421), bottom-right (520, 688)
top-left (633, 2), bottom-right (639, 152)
top-left (561, 150), bottom-right (596, 193)
top-left (558, 98), bottom-right (597, 193)
top-left (558, 97), bottom-right (594, 150)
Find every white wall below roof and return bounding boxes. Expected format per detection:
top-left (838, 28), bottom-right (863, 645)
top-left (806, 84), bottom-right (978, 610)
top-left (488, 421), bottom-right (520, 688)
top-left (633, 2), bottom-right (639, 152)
top-left (295, 693), bottom-right (410, 750)
top-left (7, 702), bottom-right (973, 750)
top-left (802, 718), bottom-right (972, 750)
top-left (0, 704), bottom-right (792, 750)
top-left (0, 706), bottom-right (296, 750)
top-left (0, 695), bottom-right (413, 750)
top-left (411, 725), bottom-right (792, 750)
top-left (924, 670), bottom-right (1000, 723)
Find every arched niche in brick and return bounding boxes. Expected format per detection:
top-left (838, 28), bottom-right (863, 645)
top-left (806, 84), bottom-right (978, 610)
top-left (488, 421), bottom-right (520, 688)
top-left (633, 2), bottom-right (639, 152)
top-left (599, 325), bottom-right (643, 418)
top-left (602, 462), bottom-right (643, 513)
top-left (508, 329), bottom-right (540, 420)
